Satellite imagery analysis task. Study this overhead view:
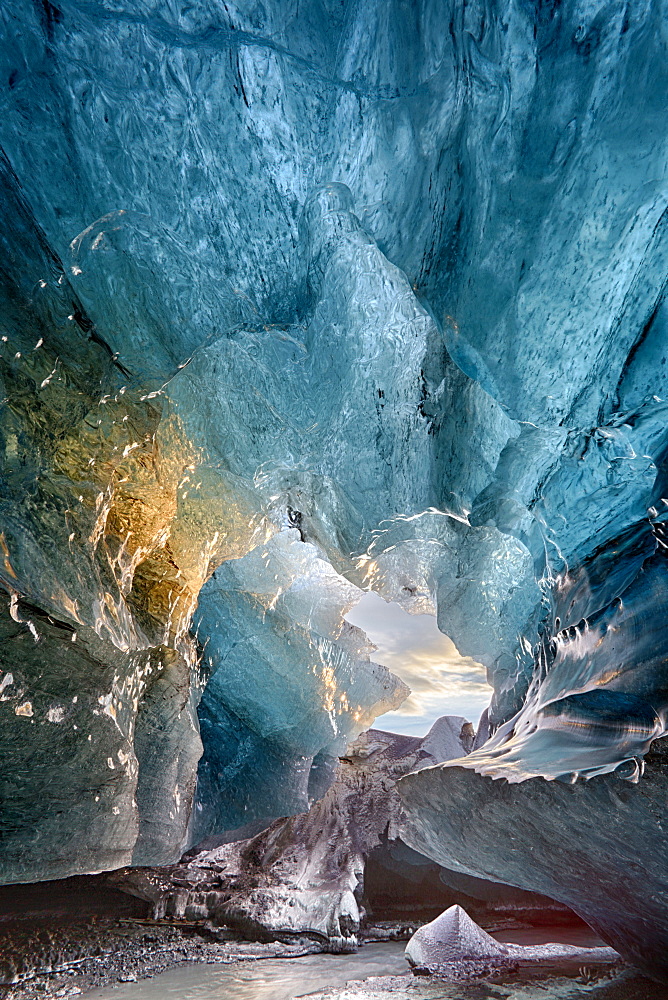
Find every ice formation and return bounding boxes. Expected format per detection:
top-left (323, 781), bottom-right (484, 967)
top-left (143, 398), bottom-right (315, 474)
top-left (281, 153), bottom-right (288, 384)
top-left (405, 905), bottom-right (512, 967)
top-left (0, 0), bottom-right (667, 979)
top-left (115, 722), bottom-right (474, 951)
top-left (114, 721), bottom-right (557, 951)
top-left (404, 904), bottom-right (617, 970)
top-left (399, 736), bottom-right (668, 980)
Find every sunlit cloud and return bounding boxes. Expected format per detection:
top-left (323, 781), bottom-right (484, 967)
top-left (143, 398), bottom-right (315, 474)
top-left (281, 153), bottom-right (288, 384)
top-left (346, 591), bottom-right (491, 736)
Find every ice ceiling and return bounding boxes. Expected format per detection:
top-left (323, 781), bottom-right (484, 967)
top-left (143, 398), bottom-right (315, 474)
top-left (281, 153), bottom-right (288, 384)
top-left (0, 0), bottom-right (667, 901)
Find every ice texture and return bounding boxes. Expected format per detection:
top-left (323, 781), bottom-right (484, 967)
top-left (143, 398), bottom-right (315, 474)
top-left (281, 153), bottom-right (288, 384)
top-left (404, 905), bottom-right (617, 970)
top-left (116, 721), bottom-right (492, 952)
top-left (399, 736), bottom-right (668, 981)
top-left (0, 0), bottom-right (667, 943)
top-left (192, 531), bottom-right (408, 836)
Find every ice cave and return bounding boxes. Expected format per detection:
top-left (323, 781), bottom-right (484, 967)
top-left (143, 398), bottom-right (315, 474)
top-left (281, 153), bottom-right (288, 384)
top-left (0, 1), bottom-right (667, 998)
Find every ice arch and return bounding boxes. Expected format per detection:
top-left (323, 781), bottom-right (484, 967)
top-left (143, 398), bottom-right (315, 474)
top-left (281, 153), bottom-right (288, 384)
top-left (1, 1), bottom-right (668, 978)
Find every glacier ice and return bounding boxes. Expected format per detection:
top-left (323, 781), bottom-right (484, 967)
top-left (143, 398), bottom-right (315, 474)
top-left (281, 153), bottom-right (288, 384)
top-left (399, 736), bottom-right (668, 980)
top-left (0, 0), bottom-right (667, 976)
top-left (192, 530), bottom-right (408, 837)
top-left (117, 720), bottom-right (553, 951)
top-left (404, 904), bottom-right (617, 971)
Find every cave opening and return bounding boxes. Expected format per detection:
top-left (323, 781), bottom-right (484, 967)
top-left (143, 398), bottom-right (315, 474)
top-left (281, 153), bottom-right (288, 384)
top-left (345, 591), bottom-right (492, 736)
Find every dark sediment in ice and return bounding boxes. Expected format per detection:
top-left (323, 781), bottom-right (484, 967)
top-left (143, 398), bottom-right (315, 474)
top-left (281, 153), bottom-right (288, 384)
top-left (114, 721), bottom-right (567, 952)
top-left (399, 737), bottom-right (668, 982)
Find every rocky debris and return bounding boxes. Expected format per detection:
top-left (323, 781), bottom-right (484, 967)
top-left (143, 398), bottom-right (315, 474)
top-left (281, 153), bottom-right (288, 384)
top-left (301, 966), bottom-right (667, 999)
top-left (0, 916), bottom-right (323, 1000)
top-left (362, 924), bottom-right (423, 943)
top-left (299, 977), bottom-right (456, 999)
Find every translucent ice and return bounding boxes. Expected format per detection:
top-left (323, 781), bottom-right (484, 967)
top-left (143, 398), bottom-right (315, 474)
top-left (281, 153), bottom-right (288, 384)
top-left (0, 1), bottom-right (667, 922)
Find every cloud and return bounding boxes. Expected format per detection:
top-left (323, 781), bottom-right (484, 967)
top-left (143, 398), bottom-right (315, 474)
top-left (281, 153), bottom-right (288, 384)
top-left (346, 591), bottom-right (491, 734)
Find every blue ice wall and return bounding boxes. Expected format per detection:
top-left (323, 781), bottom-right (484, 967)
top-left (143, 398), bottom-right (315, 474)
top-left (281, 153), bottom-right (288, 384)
top-left (0, 0), bottom-right (666, 874)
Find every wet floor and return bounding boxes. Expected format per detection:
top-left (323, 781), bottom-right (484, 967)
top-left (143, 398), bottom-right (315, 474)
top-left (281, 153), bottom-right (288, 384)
top-left (82, 928), bottom-right (668, 1000)
top-left (85, 941), bottom-right (409, 1000)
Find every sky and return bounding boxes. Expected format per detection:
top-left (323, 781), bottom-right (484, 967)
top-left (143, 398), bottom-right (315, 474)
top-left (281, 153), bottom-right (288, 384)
top-left (345, 591), bottom-right (492, 737)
